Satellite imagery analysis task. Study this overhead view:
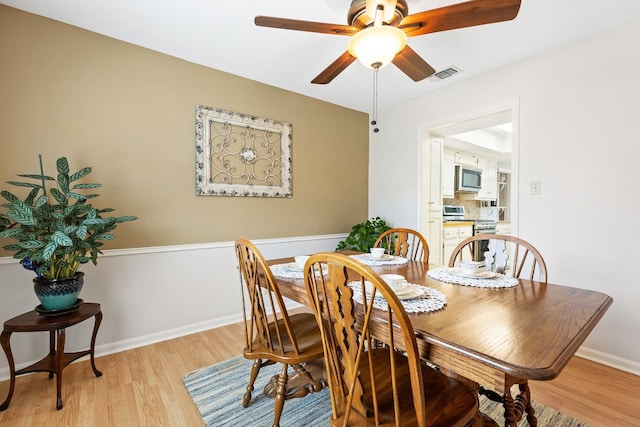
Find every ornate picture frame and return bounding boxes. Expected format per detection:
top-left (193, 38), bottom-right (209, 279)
top-left (195, 105), bottom-right (292, 197)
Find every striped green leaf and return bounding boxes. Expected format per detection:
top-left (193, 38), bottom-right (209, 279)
top-left (76, 225), bottom-right (88, 239)
top-left (116, 215), bottom-right (138, 223)
top-left (6, 181), bottom-right (40, 188)
top-left (56, 157), bottom-right (70, 175)
top-left (69, 166), bottom-right (91, 182)
top-left (52, 230), bottom-right (73, 246)
top-left (50, 188), bottom-right (67, 205)
top-left (95, 233), bottom-right (115, 240)
top-left (7, 201), bottom-right (36, 225)
top-left (0, 228), bottom-right (22, 238)
top-left (34, 195), bottom-right (49, 207)
top-left (16, 174), bottom-right (55, 181)
top-left (1, 191), bottom-right (18, 203)
top-left (57, 173), bottom-right (69, 193)
top-left (42, 241), bottom-right (57, 260)
top-left (67, 192), bottom-right (88, 200)
top-left (72, 183), bottom-right (101, 189)
top-left (18, 240), bottom-right (45, 249)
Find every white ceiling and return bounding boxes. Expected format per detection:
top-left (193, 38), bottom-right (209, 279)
top-left (3, 0), bottom-right (640, 113)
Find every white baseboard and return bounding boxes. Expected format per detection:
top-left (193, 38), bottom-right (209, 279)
top-left (94, 313), bottom-right (245, 358)
top-left (576, 347), bottom-right (640, 376)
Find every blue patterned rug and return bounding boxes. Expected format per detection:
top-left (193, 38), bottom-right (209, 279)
top-left (183, 356), bottom-right (590, 426)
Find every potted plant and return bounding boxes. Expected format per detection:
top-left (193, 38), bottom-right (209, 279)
top-left (0, 155), bottom-right (137, 311)
top-left (336, 217), bottom-right (391, 252)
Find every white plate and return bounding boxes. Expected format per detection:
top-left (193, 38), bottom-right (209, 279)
top-left (395, 286), bottom-right (426, 300)
top-left (363, 282), bottom-right (425, 300)
top-left (281, 262), bottom-right (303, 272)
top-left (362, 254), bottom-right (394, 261)
top-left (448, 268), bottom-right (497, 279)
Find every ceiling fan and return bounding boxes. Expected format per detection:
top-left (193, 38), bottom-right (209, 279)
top-left (255, 0), bottom-right (522, 84)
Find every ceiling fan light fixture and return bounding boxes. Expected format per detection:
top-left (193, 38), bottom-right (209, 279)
top-left (347, 25), bottom-right (407, 69)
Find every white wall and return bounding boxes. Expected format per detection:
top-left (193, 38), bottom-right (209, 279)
top-left (370, 18), bottom-right (640, 374)
top-left (0, 234), bottom-right (344, 381)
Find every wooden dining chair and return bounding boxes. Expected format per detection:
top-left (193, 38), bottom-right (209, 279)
top-left (234, 239), bottom-right (326, 427)
top-left (373, 227), bottom-right (429, 263)
top-left (448, 234), bottom-right (547, 426)
top-left (448, 234), bottom-right (547, 283)
top-left (304, 252), bottom-right (477, 427)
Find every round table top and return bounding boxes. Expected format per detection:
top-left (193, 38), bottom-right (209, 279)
top-left (3, 302), bottom-right (101, 333)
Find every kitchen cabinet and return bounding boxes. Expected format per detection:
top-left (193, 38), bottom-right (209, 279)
top-left (428, 139), bottom-right (443, 208)
top-left (422, 137), bottom-right (444, 265)
top-left (442, 150), bottom-right (455, 198)
top-left (442, 223), bottom-right (473, 265)
top-left (460, 157), bottom-right (497, 201)
top-left (477, 158), bottom-right (498, 200)
top-left (454, 151), bottom-right (478, 167)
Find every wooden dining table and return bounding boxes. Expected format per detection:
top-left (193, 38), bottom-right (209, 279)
top-left (267, 255), bottom-right (613, 427)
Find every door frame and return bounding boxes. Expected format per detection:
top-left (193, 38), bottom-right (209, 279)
top-left (418, 100), bottom-right (520, 264)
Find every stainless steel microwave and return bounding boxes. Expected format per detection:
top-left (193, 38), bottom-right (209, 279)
top-left (455, 165), bottom-right (482, 192)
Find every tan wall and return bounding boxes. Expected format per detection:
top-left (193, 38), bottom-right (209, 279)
top-left (0, 6), bottom-right (369, 252)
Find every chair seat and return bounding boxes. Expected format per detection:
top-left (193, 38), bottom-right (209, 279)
top-left (331, 349), bottom-right (477, 427)
top-left (245, 313), bottom-right (324, 363)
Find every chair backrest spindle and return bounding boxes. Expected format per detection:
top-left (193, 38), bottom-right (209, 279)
top-left (374, 228), bottom-right (429, 263)
top-left (449, 234), bottom-right (547, 283)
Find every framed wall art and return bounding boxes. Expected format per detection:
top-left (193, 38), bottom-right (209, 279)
top-left (195, 105), bottom-right (292, 197)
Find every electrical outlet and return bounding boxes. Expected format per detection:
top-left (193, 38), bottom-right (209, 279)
top-left (530, 181), bottom-right (541, 195)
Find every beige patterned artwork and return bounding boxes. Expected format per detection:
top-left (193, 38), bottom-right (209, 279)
top-left (195, 105), bottom-right (292, 197)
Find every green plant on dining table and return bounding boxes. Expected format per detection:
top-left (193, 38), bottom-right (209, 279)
top-left (336, 216), bottom-right (391, 252)
top-left (0, 155), bottom-right (137, 280)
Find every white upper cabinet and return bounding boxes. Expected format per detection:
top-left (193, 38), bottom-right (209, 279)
top-left (453, 151), bottom-right (478, 167)
top-left (477, 158), bottom-right (498, 200)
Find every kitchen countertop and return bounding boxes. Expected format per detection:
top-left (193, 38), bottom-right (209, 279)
top-left (443, 221), bottom-right (474, 227)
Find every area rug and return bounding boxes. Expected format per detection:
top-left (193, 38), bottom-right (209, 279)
top-left (183, 356), bottom-right (590, 427)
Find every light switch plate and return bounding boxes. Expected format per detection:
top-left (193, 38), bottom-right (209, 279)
top-left (530, 181), bottom-right (541, 195)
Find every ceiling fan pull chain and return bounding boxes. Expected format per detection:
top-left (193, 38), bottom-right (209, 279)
top-left (372, 66), bottom-right (380, 133)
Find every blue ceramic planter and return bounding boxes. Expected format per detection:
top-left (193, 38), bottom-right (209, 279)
top-left (33, 272), bottom-right (84, 311)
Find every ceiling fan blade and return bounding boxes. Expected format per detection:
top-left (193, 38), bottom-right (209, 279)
top-left (311, 51), bottom-right (357, 84)
top-left (255, 16), bottom-right (358, 36)
top-left (399, 0), bottom-right (521, 37)
top-left (392, 45), bottom-right (436, 81)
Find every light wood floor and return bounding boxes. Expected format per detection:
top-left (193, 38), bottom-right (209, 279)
top-left (0, 320), bottom-right (638, 426)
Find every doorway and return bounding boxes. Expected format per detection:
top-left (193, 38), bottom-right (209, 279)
top-left (419, 102), bottom-right (519, 265)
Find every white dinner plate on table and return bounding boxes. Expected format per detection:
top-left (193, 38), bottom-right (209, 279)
top-left (281, 262), bottom-right (303, 272)
top-left (448, 268), bottom-right (497, 279)
top-left (363, 282), bottom-right (425, 300)
top-left (394, 285), bottom-right (425, 300)
top-left (362, 254), bottom-right (394, 261)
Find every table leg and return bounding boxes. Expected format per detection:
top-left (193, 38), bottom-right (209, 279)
top-left (502, 377), bottom-right (536, 427)
top-left (48, 330), bottom-right (55, 379)
top-left (0, 331), bottom-right (15, 411)
top-left (89, 311), bottom-right (103, 377)
top-left (55, 328), bottom-right (65, 410)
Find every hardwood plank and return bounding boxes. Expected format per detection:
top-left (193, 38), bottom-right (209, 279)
top-left (529, 356), bottom-right (640, 426)
top-left (0, 321), bottom-right (638, 426)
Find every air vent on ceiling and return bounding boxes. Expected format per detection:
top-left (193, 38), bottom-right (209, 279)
top-left (431, 66), bottom-right (461, 81)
